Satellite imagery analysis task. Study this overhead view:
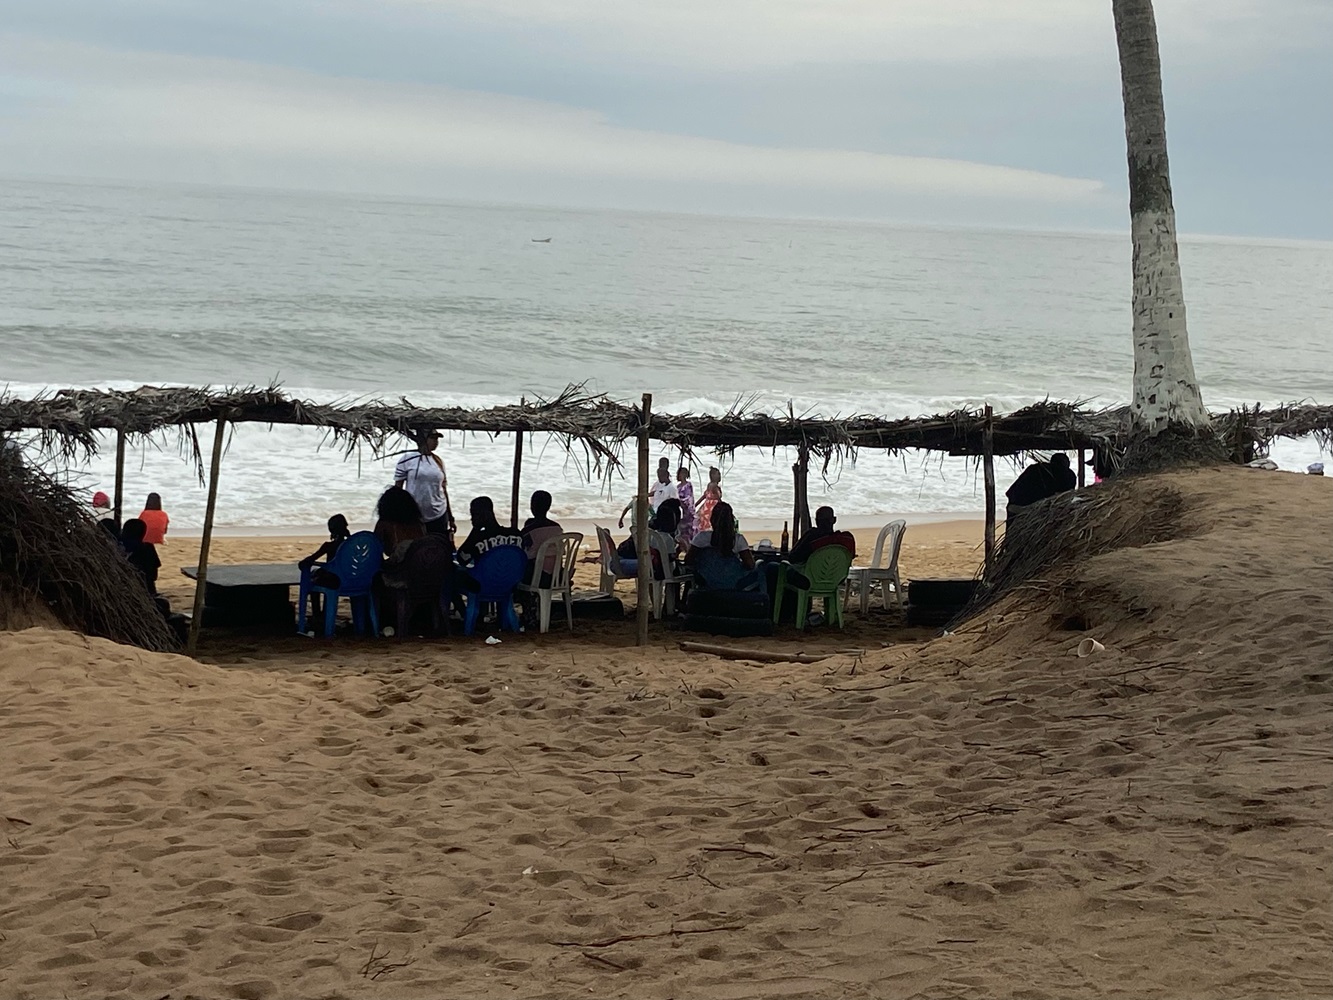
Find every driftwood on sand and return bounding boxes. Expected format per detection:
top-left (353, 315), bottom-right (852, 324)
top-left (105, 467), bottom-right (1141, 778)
top-left (679, 641), bottom-right (863, 664)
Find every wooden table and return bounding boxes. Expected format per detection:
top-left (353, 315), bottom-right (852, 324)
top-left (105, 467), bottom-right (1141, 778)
top-left (182, 563), bottom-right (300, 628)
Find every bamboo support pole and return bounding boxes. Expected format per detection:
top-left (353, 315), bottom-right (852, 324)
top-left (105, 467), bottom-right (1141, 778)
top-left (187, 417), bottom-right (227, 653)
top-left (510, 428), bottom-right (523, 528)
top-left (797, 444), bottom-right (812, 537)
top-left (983, 404), bottom-right (996, 580)
top-left (791, 459), bottom-right (802, 543)
top-left (635, 393), bottom-right (652, 647)
top-left (1077, 448), bottom-right (1087, 488)
top-left (112, 428), bottom-right (126, 527)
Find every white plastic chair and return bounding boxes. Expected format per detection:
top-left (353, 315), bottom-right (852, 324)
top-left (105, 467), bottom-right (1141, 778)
top-left (594, 525), bottom-right (636, 595)
top-left (517, 531), bottom-right (582, 633)
top-left (648, 530), bottom-right (693, 619)
top-left (845, 520), bottom-right (906, 614)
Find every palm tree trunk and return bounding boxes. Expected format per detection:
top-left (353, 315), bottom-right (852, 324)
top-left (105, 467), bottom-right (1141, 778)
top-left (1113, 0), bottom-right (1217, 464)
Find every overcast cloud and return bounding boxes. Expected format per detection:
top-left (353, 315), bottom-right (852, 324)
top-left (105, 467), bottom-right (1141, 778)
top-left (1, 0), bottom-right (1328, 236)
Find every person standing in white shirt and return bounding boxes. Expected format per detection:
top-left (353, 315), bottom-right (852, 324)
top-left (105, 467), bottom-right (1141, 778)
top-left (618, 466), bottom-right (679, 530)
top-left (393, 430), bottom-right (455, 536)
top-left (648, 466), bottom-right (678, 511)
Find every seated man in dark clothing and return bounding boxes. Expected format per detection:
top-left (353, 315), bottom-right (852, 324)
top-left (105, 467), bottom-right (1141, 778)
top-left (520, 490), bottom-right (564, 587)
top-left (1005, 453), bottom-right (1077, 520)
top-left (766, 506), bottom-right (856, 601)
top-left (457, 496), bottom-right (525, 566)
top-left (120, 518), bottom-right (161, 595)
top-left (788, 506), bottom-right (856, 565)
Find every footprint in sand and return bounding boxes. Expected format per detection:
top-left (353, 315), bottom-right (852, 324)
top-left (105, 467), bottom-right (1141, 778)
top-left (314, 736), bottom-right (356, 756)
top-left (228, 980), bottom-right (277, 1000)
top-left (256, 829), bottom-right (311, 856)
top-left (269, 911), bottom-right (323, 932)
top-left (927, 880), bottom-right (999, 903)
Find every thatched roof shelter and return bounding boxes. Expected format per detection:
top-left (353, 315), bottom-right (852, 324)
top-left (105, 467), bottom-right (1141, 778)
top-left (3, 384), bottom-right (1326, 470)
top-left (2, 383), bottom-right (1327, 651)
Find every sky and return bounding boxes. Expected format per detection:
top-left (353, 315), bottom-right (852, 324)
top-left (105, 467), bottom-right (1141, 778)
top-left (0, 0), bottom-right (1329, 238)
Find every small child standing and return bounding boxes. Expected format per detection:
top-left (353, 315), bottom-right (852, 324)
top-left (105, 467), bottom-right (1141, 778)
top-left (138, 492), bottom-right (170, 545)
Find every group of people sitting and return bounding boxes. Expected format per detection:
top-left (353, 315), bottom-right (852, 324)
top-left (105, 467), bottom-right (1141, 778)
top-left (299, 482), bottom-right (565, 630)
top-left (619, 488), bottom-right (858, 614)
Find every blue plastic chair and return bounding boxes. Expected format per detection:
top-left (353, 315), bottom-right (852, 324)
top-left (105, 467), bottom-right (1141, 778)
top-left (462, 545), bottom-right (527, 636)
top-left (306, 531), bottom-right (383, 638)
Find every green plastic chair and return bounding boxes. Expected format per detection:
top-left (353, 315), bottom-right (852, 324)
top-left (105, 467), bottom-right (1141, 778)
top-left (772, 544), bottom-right (854, 629)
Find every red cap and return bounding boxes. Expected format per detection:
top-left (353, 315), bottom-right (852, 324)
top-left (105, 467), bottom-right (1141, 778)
top-left (93, 491), bottom-right (110, 507)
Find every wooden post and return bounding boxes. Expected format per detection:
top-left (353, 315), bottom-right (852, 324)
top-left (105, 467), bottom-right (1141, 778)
top-left (983, 404), bottom-right (996, 580)
top-left (791, 459), bottom-right (802, 544)
top-left (187, 418), bottom-right (227, 653)
top-left (635, 394), bottom-right (652, 647)
top-left (510, 429), bottom-right (524, 529)
top-left (112, 428), bottom-right (126, 527)
top-left (797, 444), bottom-right (812, 537)
top-left (1077, 448), bottom-right (1087, 488)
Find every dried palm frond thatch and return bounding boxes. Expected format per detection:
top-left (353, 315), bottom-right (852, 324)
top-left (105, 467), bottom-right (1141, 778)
top-left (957, 477), bottom-right (1187, 627)
top-left (0, 384), bottom-right (1326, 478)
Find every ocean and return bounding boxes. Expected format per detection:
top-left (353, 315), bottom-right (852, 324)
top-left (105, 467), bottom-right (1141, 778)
top-left (3, 176), bottom-right (1330, 530)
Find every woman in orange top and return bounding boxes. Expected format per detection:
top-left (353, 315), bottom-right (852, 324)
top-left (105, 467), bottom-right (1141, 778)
top-left (138, 492), bottom-right (170, 545)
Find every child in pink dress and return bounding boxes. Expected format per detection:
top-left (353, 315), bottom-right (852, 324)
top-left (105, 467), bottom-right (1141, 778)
top-left (695, 466), bottom-right (722, 533)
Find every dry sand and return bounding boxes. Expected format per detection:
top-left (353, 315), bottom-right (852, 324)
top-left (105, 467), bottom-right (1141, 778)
top-left (1, 468), bottom-right (1329, 998)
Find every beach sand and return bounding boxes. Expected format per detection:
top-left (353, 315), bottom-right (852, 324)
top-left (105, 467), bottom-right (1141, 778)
top-left (1, 467), bottom-right (1329, 998)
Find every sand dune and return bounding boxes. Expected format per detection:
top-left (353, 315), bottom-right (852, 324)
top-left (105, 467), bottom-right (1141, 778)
top-left (1, 467), bottom-right (1329, 998)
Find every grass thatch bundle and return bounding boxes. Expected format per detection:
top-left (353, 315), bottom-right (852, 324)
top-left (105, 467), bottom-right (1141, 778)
top-left (0, 449), bottom-right (177, 652)
top-left (962, 476), bottom-right (1187, 625)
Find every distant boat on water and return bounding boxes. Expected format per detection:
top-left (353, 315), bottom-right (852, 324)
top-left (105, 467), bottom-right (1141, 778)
top-left (531, 237), bottom-right (552, 243)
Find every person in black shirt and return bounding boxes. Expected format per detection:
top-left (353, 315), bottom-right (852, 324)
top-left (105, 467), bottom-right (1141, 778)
top-left (1005, 453), bottom-right (1077, 520)
top-left (521, 490), bottom-right (564, 587)
top-left (788, 506), bottom-right (852, 565)
top-left (767, 506), bottom-right (856, 597)
top-left (120, 517), bottom-right (161, 594)
top-left (457, 496), bottom-right (524, 565)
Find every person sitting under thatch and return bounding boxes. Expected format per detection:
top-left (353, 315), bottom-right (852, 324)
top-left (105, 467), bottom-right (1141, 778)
top-left (374, 488), bottom-right (426, 560)
top-left (457, 496), bottom-right (523, 566)
top-left (120, 518), bottom-right (161, 595)
top-left (616, 498), bottom-right (685, 580)
top-left (685, 502), bottom-right (763, 593)
top-left (789, 506), bottom-right (855, 564)
top-left (300, 514), bottom-right (352, 589)
top-left (765, 505), bottom-right (855, 598)
top-left (120, 517), bottom-right (183, 638)
top-left (1005, 453), bottom-right (1076, 521)
top-left (520, 490), bottom-right (563, 588)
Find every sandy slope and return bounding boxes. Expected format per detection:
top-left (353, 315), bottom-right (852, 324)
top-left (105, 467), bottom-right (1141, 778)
top-left (0, 467), bottom-right (1329, 999)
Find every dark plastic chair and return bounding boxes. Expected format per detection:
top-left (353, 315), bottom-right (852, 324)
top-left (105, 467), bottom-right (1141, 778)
top-left (382, 535), bottom-right (454, 638)
top-left (462, 545), bottom-right (527, 636)
top-left (309, 531), bottom-right (383, 637)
